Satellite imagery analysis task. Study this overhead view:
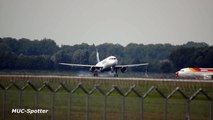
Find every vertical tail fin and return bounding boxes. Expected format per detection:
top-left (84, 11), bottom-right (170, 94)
top-left (96, 49), bottom-right (100, 63)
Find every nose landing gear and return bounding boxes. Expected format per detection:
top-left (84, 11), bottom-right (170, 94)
top-left (93, 69), bottom-right (99, 77)
top-left (175, 72), bottom-right (179, 78)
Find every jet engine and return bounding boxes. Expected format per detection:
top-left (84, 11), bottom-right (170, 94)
top-left (90, 66), bottom-right (96, 72)
top-left (204, 75), bottom-right (212, 80)
top-left (120, 67), bottom-right (127, 73)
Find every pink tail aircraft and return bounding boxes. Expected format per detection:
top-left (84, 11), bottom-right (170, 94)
top-left (176, 68), bottom-right (213, 79)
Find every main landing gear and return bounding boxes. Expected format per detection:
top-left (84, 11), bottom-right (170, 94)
top-left (93, 72), bottom-right (98, 77)
top-left (114, 73), bottom-right (118, 77)
top-left (113, 68), bottom-right (118, 77)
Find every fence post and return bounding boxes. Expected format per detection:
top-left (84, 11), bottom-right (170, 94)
top-left (155, 88), bottom-right (167, 120)
top-left (44, 82), bottom-right (61, 120)
top-left (186, 99), bottom-right (190, 120)
top-left (28, 81), bottom-right (39, 120)
top-left (19, 90), bottom-right (23, 107)
top-left (86, 94), bottom-right (89, 120)
top-left (141, 97), bottom-right (144, 120)
top-left (51, 92), bottom-right (55, 120)
top-left (103, 95), bottom-right (107, 120)
top-left (127, 85), bottom-right (142, 120)
top-left (0, 82), bottom-right (8, 120)
top-left (59, 83), bottom-right (71, 120)
top-left (95, 84), bottom-right (106, 120)
top-left (122, 96), bottom-right (125, 120)
top-left (3, 90), bottom-right (6, 120)
top-left (0, 84), bottom-right (5, 120)
top-left (35, 91), bottom-right (39, 120)
top-left (19, 90), bottom-right (23, 120)
top-left (164, 98), bottom-right (168, 120)
top-left (211, 100), bottom-right (213, 120)
top-left (68, 93), bottom-right (72, 120)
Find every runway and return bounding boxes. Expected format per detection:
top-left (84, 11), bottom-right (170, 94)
top-left (0, 75), bottom-right (212, 83)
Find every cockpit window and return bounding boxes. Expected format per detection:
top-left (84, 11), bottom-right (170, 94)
top-left (109, 58), bottom-right (116, 60)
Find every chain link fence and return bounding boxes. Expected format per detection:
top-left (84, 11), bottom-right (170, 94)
top-left (0, 81), bottom-right (212, 120)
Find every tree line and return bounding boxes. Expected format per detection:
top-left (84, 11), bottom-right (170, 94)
top-left (0, 37), bottom-right (212, 73)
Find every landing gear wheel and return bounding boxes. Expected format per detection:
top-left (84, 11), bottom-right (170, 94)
top-left (114, 73), bottom-right (118, 77)
top-left (93, 72), bottom-right (98, 77)
top-left (113, 68), bottom-right (118, 77)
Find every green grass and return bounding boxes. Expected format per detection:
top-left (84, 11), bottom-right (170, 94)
top-left (0, 76), bottom-right (212, 120)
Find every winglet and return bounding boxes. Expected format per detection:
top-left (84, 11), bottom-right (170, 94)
top-left (96, 49), bottom-right (100, 63)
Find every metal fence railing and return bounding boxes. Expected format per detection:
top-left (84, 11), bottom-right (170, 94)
top-left (0, 81), bottom-right (212, 120)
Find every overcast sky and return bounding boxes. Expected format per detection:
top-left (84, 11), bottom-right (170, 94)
top-left (0, 0), bottom-right (213, 46)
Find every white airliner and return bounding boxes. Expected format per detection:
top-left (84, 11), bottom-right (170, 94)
top-left (59, 49), bottom-right (149, 77)
top-left (176, 68), bottom-right (213, 79)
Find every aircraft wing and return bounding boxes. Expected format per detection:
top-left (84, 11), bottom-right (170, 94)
top-left (115, 63), bottom-right (149, 68)
top-left (59, 63), bottom-right (94, 68)
top-left (59, 63), bottom-right (103, 68)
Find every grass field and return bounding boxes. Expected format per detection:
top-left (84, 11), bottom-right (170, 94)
top-left (0, 75), bottom-right (212, 120)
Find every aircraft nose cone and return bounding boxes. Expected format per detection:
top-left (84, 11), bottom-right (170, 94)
top-left (175, 72), bottom-right (179, 78)
top-left (115, 60), bottom-right (118, 64)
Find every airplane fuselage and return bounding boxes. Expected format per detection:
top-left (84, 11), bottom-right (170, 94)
top-left (95, 56), bottom-right (118, 71)
top-left (176, 68), bottom-right (213, 79)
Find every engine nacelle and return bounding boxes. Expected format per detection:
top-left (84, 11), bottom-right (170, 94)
top-left (204, 75), bottom-right (212, 80)
top-left (90, 66), bottom-right (96, 72)
top-left (120, 67), bottom-right (127, 73)
top-left (90, 67), bottom-right (102, 72)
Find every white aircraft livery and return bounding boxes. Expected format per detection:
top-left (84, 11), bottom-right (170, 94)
top-left (176, 68), bottom-right (213, 79)
top-left (59, 49), bottom-right (149, 77)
